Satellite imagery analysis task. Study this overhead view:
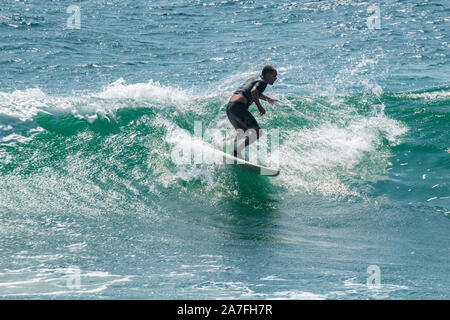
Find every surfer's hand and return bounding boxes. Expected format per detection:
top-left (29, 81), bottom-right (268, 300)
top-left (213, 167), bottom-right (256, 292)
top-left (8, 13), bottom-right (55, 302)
top-left (267, 98), bottom-right (278, 105)
top-left (258, 106), bottom-right (266, 115)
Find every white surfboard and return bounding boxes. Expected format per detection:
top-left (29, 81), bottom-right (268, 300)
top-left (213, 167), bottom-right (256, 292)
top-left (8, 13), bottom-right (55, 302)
top-left (219, 149), bottom-right (280, 176)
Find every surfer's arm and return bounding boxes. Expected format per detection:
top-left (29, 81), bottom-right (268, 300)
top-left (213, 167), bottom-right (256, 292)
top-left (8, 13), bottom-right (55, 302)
top-left (251, 86), bottom-right (266, 115)
top-left (260, 94), bottom-right (278, 105)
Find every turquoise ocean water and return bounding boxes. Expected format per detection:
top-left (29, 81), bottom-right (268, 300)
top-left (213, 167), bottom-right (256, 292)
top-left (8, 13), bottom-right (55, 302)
top-left (0, 0), bottom-right (449, 299)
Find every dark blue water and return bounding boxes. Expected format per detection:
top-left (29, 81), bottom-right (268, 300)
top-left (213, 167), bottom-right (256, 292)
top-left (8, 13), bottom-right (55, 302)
top-left (0, 0), bottom-right (448, 299)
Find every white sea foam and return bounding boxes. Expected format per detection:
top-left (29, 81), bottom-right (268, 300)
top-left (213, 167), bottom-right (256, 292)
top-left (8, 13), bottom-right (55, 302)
top-left (95, 78), bottom-right (195, 104)
top-left (338, 277), bottom-right (409, 299)
top-left (0, 267), bottom-right (133, 297)
top-left (269, 290), bottom-right (328, 300)
top-left (0, 88), bottom-right (50, 121)
top-left (272, 112), bottom-right (407, 198)
top-left (0, 78), bottom-right (199, 125)
top-left (399, 89), bottom-right (450, 100)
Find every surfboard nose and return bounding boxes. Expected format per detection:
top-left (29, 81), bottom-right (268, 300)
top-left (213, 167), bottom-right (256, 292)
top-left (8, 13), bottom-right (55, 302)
top-left (260, 167), bottom-right (280, 176)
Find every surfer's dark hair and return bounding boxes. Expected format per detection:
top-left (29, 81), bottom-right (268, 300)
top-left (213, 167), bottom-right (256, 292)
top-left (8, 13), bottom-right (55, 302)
top-left (262, 65), bottom-right (276, 76)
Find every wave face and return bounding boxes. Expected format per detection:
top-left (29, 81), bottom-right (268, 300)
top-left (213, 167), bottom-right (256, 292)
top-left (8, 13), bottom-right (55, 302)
top-left (0, 0), bottom-right (449, 299)
top-left (0, 79), bottom-right (408, 201)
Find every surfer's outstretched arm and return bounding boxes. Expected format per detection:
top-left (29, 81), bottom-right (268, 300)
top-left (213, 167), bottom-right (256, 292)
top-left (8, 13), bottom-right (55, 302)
top-left (259, 94), bottom-right (278, 105)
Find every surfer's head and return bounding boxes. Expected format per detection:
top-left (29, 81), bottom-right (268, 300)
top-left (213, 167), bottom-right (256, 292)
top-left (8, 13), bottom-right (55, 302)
top-left (262, 65), bottom-right (277, 85)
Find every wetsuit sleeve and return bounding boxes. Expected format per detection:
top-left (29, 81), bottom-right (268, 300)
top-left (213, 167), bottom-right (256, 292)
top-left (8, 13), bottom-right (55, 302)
top-left (254, 80), bottom-right (267, 96)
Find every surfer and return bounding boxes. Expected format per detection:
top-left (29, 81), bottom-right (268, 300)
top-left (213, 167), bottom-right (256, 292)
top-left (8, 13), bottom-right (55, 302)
top-left (226, 65), bottom-right (278, 158)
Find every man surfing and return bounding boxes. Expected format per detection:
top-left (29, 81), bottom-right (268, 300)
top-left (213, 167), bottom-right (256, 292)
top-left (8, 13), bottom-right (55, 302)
top-left (226, 65), bottom-right (278, 158)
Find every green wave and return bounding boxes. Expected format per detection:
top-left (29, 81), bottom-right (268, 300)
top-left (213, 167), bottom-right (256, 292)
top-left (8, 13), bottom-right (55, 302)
top-left (1, 86), bottom-right (447, 203)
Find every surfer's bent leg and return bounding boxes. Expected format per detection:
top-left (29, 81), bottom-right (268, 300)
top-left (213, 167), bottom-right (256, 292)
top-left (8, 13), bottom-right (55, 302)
top-left (235, 126), bottom-right (263, 156)
top-left (226, 101), bottom-right (261, 157)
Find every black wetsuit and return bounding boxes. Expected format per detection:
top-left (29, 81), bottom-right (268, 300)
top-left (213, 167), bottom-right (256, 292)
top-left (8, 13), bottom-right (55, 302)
top-left (226, 74), bottom-right (267, 131)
